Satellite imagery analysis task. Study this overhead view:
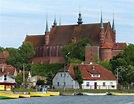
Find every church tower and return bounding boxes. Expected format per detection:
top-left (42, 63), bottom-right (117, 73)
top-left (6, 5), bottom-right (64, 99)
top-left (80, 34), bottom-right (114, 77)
top-left (53, 16), bottom-right (57, 27)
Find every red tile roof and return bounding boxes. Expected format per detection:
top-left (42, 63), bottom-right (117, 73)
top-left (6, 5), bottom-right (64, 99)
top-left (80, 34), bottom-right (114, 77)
top-left (24, 35), bottom-right (45, 47)
top-left (25, 22), bottom-right (109, 47)
top-left (0, 64), bottom-right (16, 76)
top-left (113, 42), bottom-right (127, 50)
top-left (101, 42), bottom-right (112, 49)
top-left (59, 64), bottom-right (116, 80)
top-left (0, 51), bottom-right (9, 58)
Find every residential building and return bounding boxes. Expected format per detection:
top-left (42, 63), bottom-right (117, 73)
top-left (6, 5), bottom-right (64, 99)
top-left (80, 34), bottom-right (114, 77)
top-left (52, 64), bottom-right (117, 89)
top-left (0, 64), bottom-right (17, 91)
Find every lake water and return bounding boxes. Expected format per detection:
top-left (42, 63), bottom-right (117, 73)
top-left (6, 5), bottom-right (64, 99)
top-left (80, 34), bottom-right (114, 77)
top-left (0, 96), bottom-right (134, 104)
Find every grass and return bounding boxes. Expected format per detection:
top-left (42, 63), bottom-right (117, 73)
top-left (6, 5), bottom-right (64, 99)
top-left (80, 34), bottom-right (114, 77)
top-left (14, 88), bottom-right (134, 93)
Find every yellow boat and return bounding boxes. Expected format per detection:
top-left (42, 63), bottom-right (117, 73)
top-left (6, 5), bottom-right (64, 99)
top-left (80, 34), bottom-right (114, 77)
top-left (0, 92), bottom-right (19, 99)
top-left (47, 91), bottom-right (60, 96)
top-left (111, 92), bottom-right (134, 96)
top-left (30, 92), bottom-right (50, 97)
top-left (19, 93), bottom-right (31, 98)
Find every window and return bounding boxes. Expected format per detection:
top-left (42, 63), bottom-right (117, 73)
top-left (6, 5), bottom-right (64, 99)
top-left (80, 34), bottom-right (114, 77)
top-left (86, 82), bottom-right (89, 87)
top-left (64, 73), bottom-right (66, 77)
top-left (60, 74), bottom-right (62, 77)
top-left (4, 75), bottom-right (7, 81)
top-left (110, 82), bottom-right (113, 85)
top-left (57, 82), bottom-right (59, 86)
top-left (103, 82), bottom-right (105, 86)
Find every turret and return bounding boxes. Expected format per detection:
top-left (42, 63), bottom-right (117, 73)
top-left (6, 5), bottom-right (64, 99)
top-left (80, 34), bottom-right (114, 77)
top-left (100, 9), bottom-right (105, 46)
top-left (53, 16), bottom-right (57, 27)
top-left (77, 7), bottom-right (83, 25)
top-left (112, 12), bottom-right (116, 42)
top-left (45, 15), bottom-right (50, 45)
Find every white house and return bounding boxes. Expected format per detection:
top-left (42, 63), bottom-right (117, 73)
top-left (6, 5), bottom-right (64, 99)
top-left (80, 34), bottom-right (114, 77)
top-left (53, 64), bottom-right (117, 89)
top-left (0, 64), bottom-right (17, 91)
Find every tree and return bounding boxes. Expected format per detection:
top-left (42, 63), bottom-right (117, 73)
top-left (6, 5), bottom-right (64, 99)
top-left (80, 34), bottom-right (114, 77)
top-left (110, 44), bottom-right (134, 85)
top-left (36, 79), bottom-right (45, 86)
top-left (6, 42), bottom-right (35, 71)
top-left (73, 65), bottom-right (83, 89)
top-left (62, 38), bottom-right (93, 64)
top-left (97, 60), bottom-right (112, 71)
top-left (0, 46), bottom-right (4, 52)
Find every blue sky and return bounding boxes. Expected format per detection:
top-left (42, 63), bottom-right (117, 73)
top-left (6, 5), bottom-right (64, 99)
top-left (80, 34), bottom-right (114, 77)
top-left (0, 0), bottom-right (134, 48)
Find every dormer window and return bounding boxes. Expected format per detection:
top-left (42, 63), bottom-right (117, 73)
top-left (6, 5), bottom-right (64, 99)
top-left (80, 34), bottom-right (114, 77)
top-left (90, 74), bottom-right (100, 77)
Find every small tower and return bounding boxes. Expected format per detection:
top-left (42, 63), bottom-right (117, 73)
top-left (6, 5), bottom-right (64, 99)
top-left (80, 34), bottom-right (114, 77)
top-left (77, 7), bottom-right (83, 26)
top-left (112, 12), bottom-right (116, 42)
top-left (45, 15), bottom-right (50, 45)
top-left (100, 9), bottom-right (105, 46)
top-left (53, 16), bottom-right (57, 27)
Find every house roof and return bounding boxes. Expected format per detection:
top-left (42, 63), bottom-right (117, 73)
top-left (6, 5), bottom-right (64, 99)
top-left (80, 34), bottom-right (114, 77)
top-left (0, 51), bottom-right (9, 59)
top-left (113, 42), bottom-right (127, 50)
top-left (24, 22), bottom-right (109, 47)
top-left (59, 64), bottom-right (116, 80)
top-left (0, 64), bottom-right (16, 77)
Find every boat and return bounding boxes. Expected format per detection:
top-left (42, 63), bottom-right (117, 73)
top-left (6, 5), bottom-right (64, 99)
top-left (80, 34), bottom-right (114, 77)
top-left (0, 92), bottom-right (19, 99)
top-left (47, 91), bottom-right (60, 96)
top-left (111, 92), bottom-right (134, 96)
top-left (19, 93), bottom-right (31, 98)
top-left (30, 92), bottom-right (50, 97)
top-left (82, 92), bottom-right (107, 96)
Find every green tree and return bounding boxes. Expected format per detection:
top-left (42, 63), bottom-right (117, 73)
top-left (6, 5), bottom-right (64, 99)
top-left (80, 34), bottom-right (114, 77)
top-left (97, 60), bottom-right (112, 70)
top-left (110, 44), bottom-right (134, 85)
top-left (0, 46), bottom-right (4, 52)
top-left (62, 38), bottom-right (93, 64)
top-left (73, 65), bottom-right (83, 89)
top-left (36, 79), bottom-right (45, 86)
top-left (15, 74), bottom-right (23, 88)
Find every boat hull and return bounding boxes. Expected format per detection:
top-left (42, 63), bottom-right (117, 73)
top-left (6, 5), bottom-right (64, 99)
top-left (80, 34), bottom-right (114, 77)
top-left (111, 92), bottom-right (134, 96)
top-left (19, 94), bottom-right (31, 98)
top-left (30, 92), bottom-right (50, 97)
top-left (83, 92), bottom-right (107, 96)
top-left (47, 91), bottom-right (60, 96)
top-left (0, 92), bottom-right (19, 99)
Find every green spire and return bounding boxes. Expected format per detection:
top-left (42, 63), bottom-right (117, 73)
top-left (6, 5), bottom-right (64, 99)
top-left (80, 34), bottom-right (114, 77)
top-left (53, 16), bottom-right (57, 27)
top-left (59, 17), bottom-right (61, 26)
top-left (100, 9), bottom-right (104, 29)
top-left (77, 6), bottom-right (83, 25)
top-left (112, 12), bottom-right (115, 31)
top-left (45, 14), bottom-right (49, 32)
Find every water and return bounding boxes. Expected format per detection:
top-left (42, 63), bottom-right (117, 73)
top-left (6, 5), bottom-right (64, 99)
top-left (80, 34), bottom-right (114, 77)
top-left (0, 96), bottom-right (134, 104)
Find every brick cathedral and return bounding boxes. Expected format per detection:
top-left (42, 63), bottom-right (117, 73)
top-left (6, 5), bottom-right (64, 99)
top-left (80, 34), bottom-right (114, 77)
top-left (24, 10), bottom-right (127, 64)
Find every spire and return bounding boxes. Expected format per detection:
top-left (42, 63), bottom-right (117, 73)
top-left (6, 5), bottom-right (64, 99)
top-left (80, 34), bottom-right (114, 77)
top-left (100, 8), bottom-right (104, 29)
top-left (45, 14), bottom-right (49, 32)
top-left (59, 17), bottom-right (61, 26)
top-left (53, 15), bottom-right (57, 27)
top-left (77, 6), bottom-right (83, 25)
top-left (112, 12), bottom-right (115, 31)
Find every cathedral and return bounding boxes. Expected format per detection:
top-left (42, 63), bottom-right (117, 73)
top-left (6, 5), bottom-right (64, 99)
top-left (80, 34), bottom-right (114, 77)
top-left (24, 10), bottom-right (127, 64)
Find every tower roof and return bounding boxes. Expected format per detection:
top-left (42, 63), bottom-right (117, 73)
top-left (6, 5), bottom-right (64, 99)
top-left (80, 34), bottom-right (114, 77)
top-left (45, 15), bottom-right (49, 32)
top-left (53, 16), bottom-right (57, 27)
top-left (100, 9), bottom-right (104, 29)
top-left (77, 7), bottom-right (83, 25)
top-left (112, 12), bottom-right (115, 31)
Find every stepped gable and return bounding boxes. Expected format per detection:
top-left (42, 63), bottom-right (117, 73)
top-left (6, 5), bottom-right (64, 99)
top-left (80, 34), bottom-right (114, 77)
top-left (24, 35), bottom-right (45, 47)
top-left (113, 42), bottom-right (127, 50)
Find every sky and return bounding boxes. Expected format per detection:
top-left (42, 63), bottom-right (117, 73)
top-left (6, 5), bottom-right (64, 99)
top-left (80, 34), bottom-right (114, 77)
top-left (0, 0), bottom-right (134, 48)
